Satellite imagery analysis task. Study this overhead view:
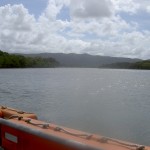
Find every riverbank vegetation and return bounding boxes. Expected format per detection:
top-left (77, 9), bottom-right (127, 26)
top-left (100, 60), bottom-right (150, 70)
top-left (0, 50), bottom-right (59, 68)
top-left (132, 60), bottom-right (150, 69)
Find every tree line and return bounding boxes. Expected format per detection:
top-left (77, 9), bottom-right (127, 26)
top-left (132, 60), bottom-right (150, 69)
top-left (0, 50), bottom-right (59, 68)
top-left (100, 60), bottom-right (150, 70)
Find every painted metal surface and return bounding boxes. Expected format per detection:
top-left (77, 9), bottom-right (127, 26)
top-left (0, 106), bottom-right (149, 150)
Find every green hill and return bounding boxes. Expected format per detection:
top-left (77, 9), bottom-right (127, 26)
top-left (0, 50), bottom-right (59, 68)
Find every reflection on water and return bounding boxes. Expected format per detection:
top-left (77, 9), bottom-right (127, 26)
top-left (0, 68), bottom-right (150, 145)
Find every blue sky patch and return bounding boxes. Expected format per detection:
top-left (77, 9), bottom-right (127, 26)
top-left (56, 5), bottom-right (71, 21)
top-left (0, 0), bottom-right (47, 17)
top-left (119, 11), bottom-right (150, 31)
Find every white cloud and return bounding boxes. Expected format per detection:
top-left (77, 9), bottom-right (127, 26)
top-left (134, 0), bottom-right (150, 12)
top-left (146, 5), bottom-right (150, 13)
top-left (66, 15), bottom-right (135, 39)
top-left (115, 0), bottom-right (150, 15)
top-left (0, 4), bottom-right (36, 53)
top-left (0, 1), bottom-right (150, 59)
top-left (0, 4), bottom-right (35, 31)
top-left (40, 0), bottom-right (70, 20)
top-left (86, 31), bottom-right (150, 59)
top-left (0, 2), bottom-right (89, 54)
top-left (111, 0), bottom-right (140, 14)
top-left (41, 0), bottom-right (63, 20)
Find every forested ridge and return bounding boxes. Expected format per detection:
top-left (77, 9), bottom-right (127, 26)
top-left (0, 50), bottom-right (59, 68)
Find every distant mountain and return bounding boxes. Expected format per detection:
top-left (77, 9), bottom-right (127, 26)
top-left (22, 53), bottom-right (141, 68)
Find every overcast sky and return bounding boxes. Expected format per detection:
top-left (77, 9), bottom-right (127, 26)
top-left (0, 0), bottom-right (150, 59)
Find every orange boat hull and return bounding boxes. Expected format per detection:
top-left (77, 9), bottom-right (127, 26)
top-left (0, 106), bottom-right (149, 150)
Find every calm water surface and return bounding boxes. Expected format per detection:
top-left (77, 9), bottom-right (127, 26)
top-left (0, 68), bottom-right (150, 145)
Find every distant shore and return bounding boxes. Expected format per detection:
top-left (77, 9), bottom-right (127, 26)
top-left (1, 50), bottom-right (150, 69)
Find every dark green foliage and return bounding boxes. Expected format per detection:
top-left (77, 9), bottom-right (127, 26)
top-left (132, 60), bottom-right (150, 70)
top-left (0, 50), bottom-right (59, 68)
top-left (100, 60), bottom-right (150, 70)
top-left (25, 57), bottom-right (59, 68)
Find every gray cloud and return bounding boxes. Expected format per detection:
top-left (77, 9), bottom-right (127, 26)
top-left (70, 0), bottom-right (113, 19)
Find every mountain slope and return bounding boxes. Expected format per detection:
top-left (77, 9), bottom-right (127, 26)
top-left (22, 53), bottom-right (141, 68)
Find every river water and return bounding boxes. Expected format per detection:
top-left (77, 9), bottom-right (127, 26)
top-left (0, 68), bottom-right (150, 145)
